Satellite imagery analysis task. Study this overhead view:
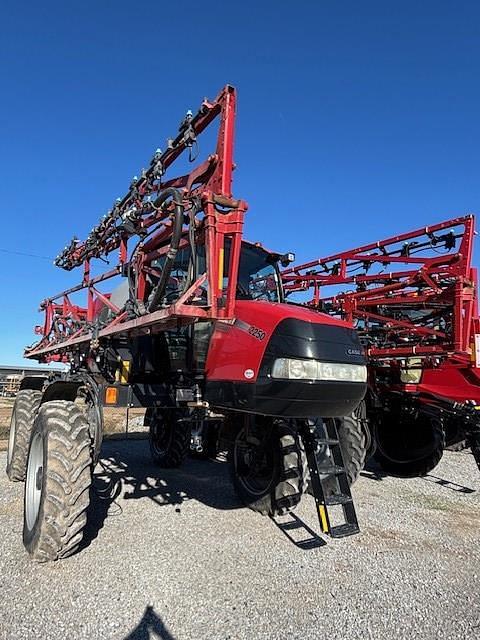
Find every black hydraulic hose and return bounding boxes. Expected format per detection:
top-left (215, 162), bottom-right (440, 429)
top-left (148, 188), bottom-right (185, 312)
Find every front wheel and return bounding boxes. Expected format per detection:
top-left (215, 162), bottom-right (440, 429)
top-left (231, 417), bottom-right (304, 516)
top-left (23, 401), bottom-right (93, 561)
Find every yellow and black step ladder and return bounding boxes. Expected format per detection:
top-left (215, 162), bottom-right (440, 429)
top-left (300, 418), bottom-right (359, 539)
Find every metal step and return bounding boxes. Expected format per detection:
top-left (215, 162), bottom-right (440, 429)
top-left (295, 537), bottom-right (325, 550)
top-left (315, 464), bottom-right (345, 475)
top-left (316, 438), bottom-right (339, 446)
top-left (325, 493), bottom-right (353, 507)
top-left (324, 494), bottom-right (353, 506)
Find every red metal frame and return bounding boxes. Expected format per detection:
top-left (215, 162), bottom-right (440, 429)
top-left (283, 215), bottom-right (478, 363)
top-left (26, 86), bottom-right (247, 363)
top-left (282, 214), bottom-right (480, 412)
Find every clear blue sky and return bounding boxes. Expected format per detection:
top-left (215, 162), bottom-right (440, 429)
top-left (1, 1), bottom-right (479, 365)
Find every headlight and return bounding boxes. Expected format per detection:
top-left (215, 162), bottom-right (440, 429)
top-left (271, 358), bottom-right (367, 383)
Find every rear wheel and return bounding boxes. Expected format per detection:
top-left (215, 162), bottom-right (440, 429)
top-left (6, 390), bottom-right (42, 482)
top-left (373, 412), bottom-right (445, 477)
top-left (231, 417), bottom-right (303, 516)
top-left (23, 401), bottom-right (93, 561)
top-left (149, 409), bottom-right (190, 468)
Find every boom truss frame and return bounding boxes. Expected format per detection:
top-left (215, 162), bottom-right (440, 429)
top-left (26, 85), bottom-right (247, 363)
top-left (282, 215), bottom-right (478, 363)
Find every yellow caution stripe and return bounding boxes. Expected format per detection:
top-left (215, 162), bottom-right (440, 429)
top-left (318, 505), bottom-right (330, 533)
top-left (218, 247), bottom-right (224, 290)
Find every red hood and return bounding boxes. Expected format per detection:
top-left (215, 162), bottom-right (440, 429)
top-left (205, 299), bottom-right (355, 383)
top-left (234, 300), bottom-right (351, 328)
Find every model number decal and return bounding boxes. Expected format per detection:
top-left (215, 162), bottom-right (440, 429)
top-left (234, 319), bottom-right (266, 341)
top-left (248, 326), bottom-right (266, 341)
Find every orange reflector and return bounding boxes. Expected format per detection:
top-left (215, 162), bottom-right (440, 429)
top-left (105, 387), bottom-right (118, 405)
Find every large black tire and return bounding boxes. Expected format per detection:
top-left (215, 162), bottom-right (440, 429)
top-left (149, 409), bottom-right (190, 468)
top-left (335, 412), bottom-right (367, 486)
top-left (6, 390), bottom-right (42, 482)
top-left (231, 418), bottom-right (303, 516)
top-left (23, 401), bottom-right (93, 562)
top-left (373, 413), bottom-right (445, 477)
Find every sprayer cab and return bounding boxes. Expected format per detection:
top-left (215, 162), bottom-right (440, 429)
top-left (202, 240), bottom-right (368, 417)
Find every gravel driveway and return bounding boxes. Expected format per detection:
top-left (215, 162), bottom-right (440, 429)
top-left (0, 440), bottom-right (479, 640)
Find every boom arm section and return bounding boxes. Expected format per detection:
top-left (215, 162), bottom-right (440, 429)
top-left (26, 85), bottom-right (247, 363)
top-left (55, 85), bottom-right (238, 271)
top-left (282, 215), bottom-right (478, 362)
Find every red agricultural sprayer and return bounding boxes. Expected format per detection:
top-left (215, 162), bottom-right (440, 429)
top-left (7, 86), bottom-right (369, 561)
top-left (282, 215), bottom-right (480, 476)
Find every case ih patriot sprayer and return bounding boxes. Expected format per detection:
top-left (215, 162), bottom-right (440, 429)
top-left (282, 216), bottom-right (480, 477)
top-left (7, 86), bottom-right (368, 561)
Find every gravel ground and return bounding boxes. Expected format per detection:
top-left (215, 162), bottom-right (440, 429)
top-left (0, 442), bottom-right (479, 640)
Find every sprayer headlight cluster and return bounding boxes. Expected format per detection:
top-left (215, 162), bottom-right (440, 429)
top-left (271, 358), bottom-right (367, 383)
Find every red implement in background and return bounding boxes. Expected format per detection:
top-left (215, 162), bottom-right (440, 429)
top-left (283, 215), bottom-right (478, 362)
top-left (282, 215), bottom-right (480, 471)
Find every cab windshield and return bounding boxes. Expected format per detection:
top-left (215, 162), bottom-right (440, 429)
top-left (151, 240), bottom-right (283, 304)
top-left (236, 243), bottom-right (283, 303)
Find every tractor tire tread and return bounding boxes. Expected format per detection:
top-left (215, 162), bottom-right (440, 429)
top-left (336, 413), bottom-right (367, 485)
top-left (232, 420), bottom-right (303, 517)
top-left (23, 401), bottom-right (92, 562)
top-left (6, 390), bottom-right (42, 482)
